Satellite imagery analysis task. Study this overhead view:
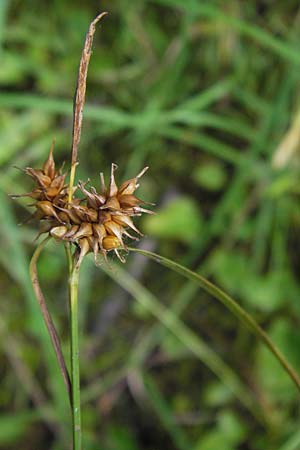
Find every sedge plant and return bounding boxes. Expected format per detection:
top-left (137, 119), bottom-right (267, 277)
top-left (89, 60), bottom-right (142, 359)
top-left (11, 11), bottom-right (300, 450)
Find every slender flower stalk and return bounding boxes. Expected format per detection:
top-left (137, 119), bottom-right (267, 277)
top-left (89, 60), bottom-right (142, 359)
top-left (69, 256), bottom-right (82, 450)
top-left (67, 13), bottom-right (107, 449)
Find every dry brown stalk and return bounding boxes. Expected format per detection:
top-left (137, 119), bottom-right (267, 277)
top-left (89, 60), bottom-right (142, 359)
top-left (69, 12), bottom-right (108, 205)
top-left (29, 236), bottom-right (72, 404)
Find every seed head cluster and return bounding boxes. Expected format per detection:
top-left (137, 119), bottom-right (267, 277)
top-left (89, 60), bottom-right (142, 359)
top-left (14, 145), bottom-right (153, 264)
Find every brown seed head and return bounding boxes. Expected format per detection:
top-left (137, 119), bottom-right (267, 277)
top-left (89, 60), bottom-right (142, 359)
top-left (14, 148), bottom-right (153, 263)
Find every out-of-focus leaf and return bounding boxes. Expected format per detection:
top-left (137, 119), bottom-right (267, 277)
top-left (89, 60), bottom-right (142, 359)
top-left (144, 374), bottom-right (192, 450)
top-left (209, 250), bottom-right (297, 312)
top-left (161, 331), bottom-right (188, 358)
top-left (102, 261), bottom-right (261, 420)
top-left (266, 171), bottom-right (299, 197)
top-left (143, 197), bottom-right (203, 244)
top-left (0, 111), bottom-right (51, 165)
top-left (279, 430), bottom-right (300, 450)
top-left (193, 162), bottom-right (227, 191)
top-left (193, 410), bottom-right (246, 450)
top-left (255, 318), bottom-right (300, 400)
top-left (203, 381), bottom-right (233, 407)
top-left (242, 271), bottom-right (295, 312)
top-left (0, 411), bottom-right (39, 444)
top-left (218, 410), bottom-right (246, 445)
top-left (106, 425), bottom-right (139, 450)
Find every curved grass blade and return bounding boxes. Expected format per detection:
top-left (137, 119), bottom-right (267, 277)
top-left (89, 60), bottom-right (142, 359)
top-left (101, 262), bottom-right (264, 422)
top-left (128, 248), bottom-right (300, 392)
top-left (0, 190), bottom-right (68, 425)
top-left (29, 236), bottom-right (72, 404)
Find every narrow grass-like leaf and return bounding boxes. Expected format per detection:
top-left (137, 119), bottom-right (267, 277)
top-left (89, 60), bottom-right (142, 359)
top-left (101, 262), bottom-right (263, 421)
top-left (29, 236), bottom-right (72, 403)
top-left (0, 111), bottom-right (50, 165)
top-left (0, 411), bottom-right (40, 445)
top-left (279, 431), bottom-right (300, 450)
top-left (159, 126), bottom-right (243, 164)
top-left (0, 93), bottom-right (135, 128)
top-left (233, 87), bottom-right (270, 116)
top-left (129, 248), bottom-right (300, 392)
top-left (165, 111), bottom-right (253, 141)
top-left (176, 79), bottom-right (233, 112)
top-left (0, 191), bottom-right (69, 425)
top-left (81, 367), bottom-right (127, 405)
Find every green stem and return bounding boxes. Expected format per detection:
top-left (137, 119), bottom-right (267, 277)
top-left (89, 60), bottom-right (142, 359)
top-left (68, 162), bottom-right (77, 206)
top-left (129, 247), bottom-right (300, 392)
top-left (69, 260), bottom-right (82, 450)
top-left (65, 242), bottom-right (74, 275)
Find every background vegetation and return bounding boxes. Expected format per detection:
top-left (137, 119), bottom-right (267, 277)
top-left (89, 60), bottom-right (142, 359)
top-left (1, 0), bottom-right (300, 449)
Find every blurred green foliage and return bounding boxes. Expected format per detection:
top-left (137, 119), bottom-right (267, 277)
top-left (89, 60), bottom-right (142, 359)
top-left (1, 0), bottom-right (300, 449)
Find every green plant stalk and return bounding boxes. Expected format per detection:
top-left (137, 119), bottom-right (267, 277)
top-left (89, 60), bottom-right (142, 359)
top-left (69, 261), bottom-right (81, 450)
top-left (65, 242), bottom-right (73, 275)
top-left (129, 247), bottom-right (300, 392)
top-left (68, 163), bottom-right (77, 206)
